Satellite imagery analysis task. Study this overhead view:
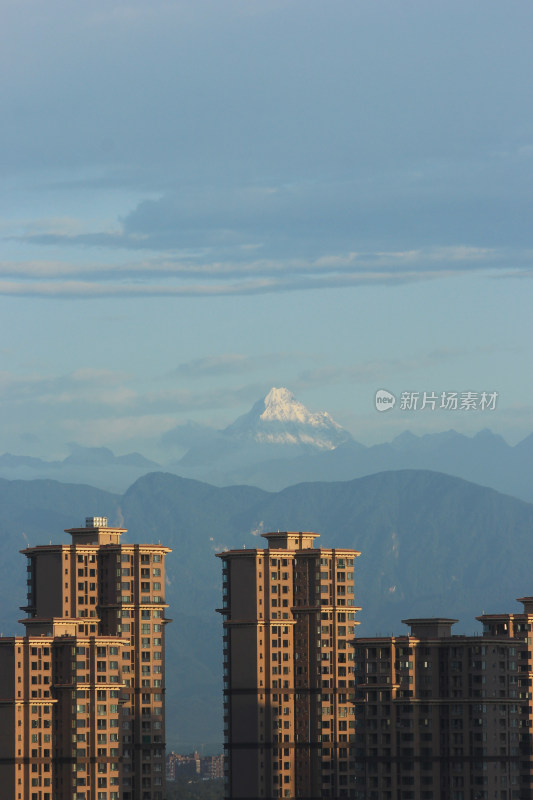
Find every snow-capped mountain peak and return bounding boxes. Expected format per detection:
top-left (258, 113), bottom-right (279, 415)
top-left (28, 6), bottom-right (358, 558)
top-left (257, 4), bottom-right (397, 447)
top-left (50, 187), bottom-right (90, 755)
top-left (225, 387), bottom-right (351, 450)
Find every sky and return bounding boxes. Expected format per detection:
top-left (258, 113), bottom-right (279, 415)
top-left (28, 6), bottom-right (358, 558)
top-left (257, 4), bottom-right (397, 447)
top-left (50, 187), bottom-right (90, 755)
top-left (1, 0), bottom-right (532, 461)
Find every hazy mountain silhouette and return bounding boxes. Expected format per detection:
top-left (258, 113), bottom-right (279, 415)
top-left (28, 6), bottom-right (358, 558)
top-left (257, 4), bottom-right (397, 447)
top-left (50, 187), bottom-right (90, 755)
top-left (2, 389), bottom-right (533, 504)
top-left (2, 469), bottom-right (533, 747)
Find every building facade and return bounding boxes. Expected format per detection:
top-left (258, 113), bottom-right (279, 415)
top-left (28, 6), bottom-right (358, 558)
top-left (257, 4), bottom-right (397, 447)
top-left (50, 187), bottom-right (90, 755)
top-left (217, 531), bottom-right (361, 799)
top-left (0, 516), bottom-right (171, 800)
top-left (166, 751), bottom-right (223, 781)
top-left (353, 604), bottom-right (533, 800)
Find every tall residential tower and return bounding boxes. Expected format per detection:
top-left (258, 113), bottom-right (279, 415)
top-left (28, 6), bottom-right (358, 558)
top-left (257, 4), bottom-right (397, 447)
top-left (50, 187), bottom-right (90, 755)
top-left (353, 605), bottom-right (533, 800)
top-left (0, 516), bottom-right (171, 800)
top-left (217, 531), bottom-right (361, 799)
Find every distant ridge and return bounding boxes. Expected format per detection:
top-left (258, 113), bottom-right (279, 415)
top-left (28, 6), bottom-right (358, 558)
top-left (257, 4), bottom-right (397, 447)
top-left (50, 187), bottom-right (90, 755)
top-left (225, 386), bottom-right (350, 448)
top-left (2, 389), bottom-right (533, 504)
top-left (2, 469), bottom-right (533, 746)
top-left (176, 386), bottom-right (352, 470)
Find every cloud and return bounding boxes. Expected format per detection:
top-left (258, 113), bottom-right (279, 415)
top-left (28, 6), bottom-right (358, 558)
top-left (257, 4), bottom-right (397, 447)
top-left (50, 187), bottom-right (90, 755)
top-left (61, 413), bottom-right (183, 447)
top-left (0, 368), bottom-right (268, 432)
top-left (0, 369), bottom-right (142, 452)
top-left (58, 382), bottom-right (269, 448)
top-left (173, 354), bottom-right (255, 378)
top-left (0, 368), bottom-right (131, 405)
top-left (142, 383), bottom-right (267, 417)
top-left (159, 421), bottom-right (223, 450)
top-left (0, 245), bottom-right (530, 299)
top-left (250, 521), bottom-right (264, 537)
top-left (171, 352), bottom-right (297, 379)
top-left (294, 349), bottom-right (476, 390)
top-left (0, 364), bottom-right (273, 452)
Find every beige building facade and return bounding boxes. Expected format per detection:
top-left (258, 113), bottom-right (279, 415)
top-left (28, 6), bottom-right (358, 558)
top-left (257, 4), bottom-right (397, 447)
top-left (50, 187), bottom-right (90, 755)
top-left (217, 531), bottom-right (361, 799)
top-left (353, 603), bottom-right (533, 800)
top-left (0, 516), bottom-right (171, 800)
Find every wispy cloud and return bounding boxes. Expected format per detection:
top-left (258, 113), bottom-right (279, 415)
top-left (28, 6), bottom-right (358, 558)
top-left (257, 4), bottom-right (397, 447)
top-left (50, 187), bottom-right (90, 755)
top-left (171, 352), bottom-right (297, 379)
top-left (173, 354), bottom-right (256, 378)
top-left (0, 368), bottom-right (133, 406)
top-left (294, 349), bottom-right (468, 389)
top-left (55, 382), bottom-right (269, 447)
top-left (0, 367), bottom-right (266, 420)
top-left (0, 246), bottom-right (529, 299)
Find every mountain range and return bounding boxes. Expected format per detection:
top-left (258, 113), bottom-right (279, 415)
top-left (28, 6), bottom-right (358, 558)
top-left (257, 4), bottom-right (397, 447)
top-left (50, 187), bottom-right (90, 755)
top-left (2, 468), bottom-right (533, 749)
top-left (3, 388), bottom-right (533, 504)
top-left (174, 386), bottom-right (351, 472)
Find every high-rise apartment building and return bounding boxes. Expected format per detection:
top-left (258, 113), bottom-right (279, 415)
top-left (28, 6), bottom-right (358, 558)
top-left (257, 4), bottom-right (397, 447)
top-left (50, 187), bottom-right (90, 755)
top-left (217, 531), bottom-right (361, 799)
top-left (0, 516), bottom-right (171, 800)
top-left (353, 602), bottom-right (533, 800)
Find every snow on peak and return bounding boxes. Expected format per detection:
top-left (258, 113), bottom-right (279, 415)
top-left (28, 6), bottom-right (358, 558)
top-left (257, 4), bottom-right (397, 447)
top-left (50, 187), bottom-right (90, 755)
top-left (261, 387), bottom-right (341, 429)
top-left (263, 386), bottom-right (296, 410)
top-left (225, 387), bottom-right (350, 450)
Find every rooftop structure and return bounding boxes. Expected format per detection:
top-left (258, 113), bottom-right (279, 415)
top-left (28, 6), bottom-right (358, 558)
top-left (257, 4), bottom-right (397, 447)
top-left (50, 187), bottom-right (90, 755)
top-left (353, 602), bottom-right (533, 800)
top-left (217, 531), bottom-right (361, 799)
top-left (0, 517), bottom-right (171, 800)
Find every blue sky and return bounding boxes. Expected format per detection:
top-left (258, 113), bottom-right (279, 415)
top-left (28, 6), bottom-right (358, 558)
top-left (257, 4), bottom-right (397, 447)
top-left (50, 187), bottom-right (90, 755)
top-left (1, 0), bottom-right (532, 460)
